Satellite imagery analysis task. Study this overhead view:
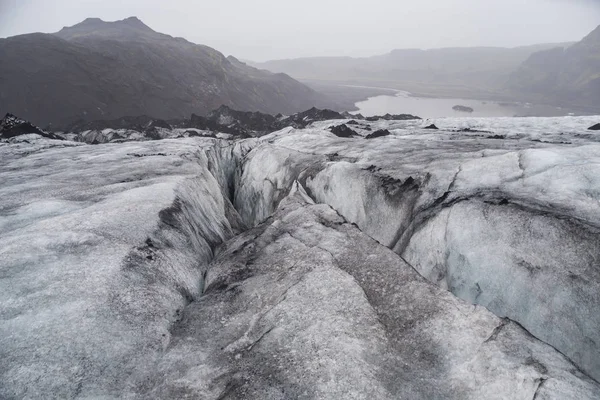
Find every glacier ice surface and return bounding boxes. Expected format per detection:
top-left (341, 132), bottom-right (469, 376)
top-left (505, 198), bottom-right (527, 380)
top-left (1, 115), bottom-right (600, 398)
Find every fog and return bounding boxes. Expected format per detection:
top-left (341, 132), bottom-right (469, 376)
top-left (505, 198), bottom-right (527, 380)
top-left (0, 0), bottom-right (599, 61)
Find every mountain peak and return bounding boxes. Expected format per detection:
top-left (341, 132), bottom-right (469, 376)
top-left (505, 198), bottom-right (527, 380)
top-left (81, 17), bottom-right (103, 24)
top-left (55, 16), bottom-right (156, 41)
top-left (120, 16), bottom-right (149, 29)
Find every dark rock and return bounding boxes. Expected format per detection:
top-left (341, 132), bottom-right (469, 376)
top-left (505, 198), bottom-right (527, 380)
top-left (424, 124), bottom-right (439, 130)
top-left (283, 107), bottom-right (345, 128)
top-left (191, 105), bottom-right (282, 137)
top-left (63, 105), bottom-right (350, 142)
top-left (365, 129), bottom-right (391, 139)
top-left (329, 124), bottom-right (357, 138)
top-left (453, 105), bottom-right (474, 113)
top-left (588, 123), bottom-right (600, 131)
top-left (63, 105), bottom-right (393, 143)
top-left (207, 105), bottom-right (278, 132)
top-left (189, 113), bottom-right (250, 137)
top-left (341, 111), bottom-right (365, 120)
top-left (191, 106), bottom-right (347, 135)
top-left (64, 116), bottom-right (171, 133)
top-left (146, 119), bottom-right (172, 130)
top-left (0, 113), bottom-right (61, 140)
top-left (454, 127), bottom-right (493, 134)
top-left (189, 113), bottom-right (209, 128)
top-left (345, 119), bottom-right (371, 130)
top-left (366, 113), bottom-right (421, 122)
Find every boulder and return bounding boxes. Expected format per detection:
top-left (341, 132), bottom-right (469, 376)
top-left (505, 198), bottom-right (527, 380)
top-left (329, 124), bottom-right (357, 138)
top-left (588, 123), bottom-right (600, 130)
top-left (365, 129), bottom-right (391, 139)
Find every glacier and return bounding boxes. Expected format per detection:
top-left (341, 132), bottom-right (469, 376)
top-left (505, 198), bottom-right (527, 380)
top-left (1, 115), bottom-right (600, 399)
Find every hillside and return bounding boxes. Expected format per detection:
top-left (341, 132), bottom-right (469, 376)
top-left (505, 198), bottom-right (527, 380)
top-left (0, 17), bottom-right (330, 128)
top-left (507, 25), bottom-right (600, 110)
top-left (250, 43), bottom-right (572, 99)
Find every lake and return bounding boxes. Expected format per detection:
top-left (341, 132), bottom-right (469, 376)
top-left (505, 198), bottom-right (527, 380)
top-left (353, 90), bottom-right (577, 118)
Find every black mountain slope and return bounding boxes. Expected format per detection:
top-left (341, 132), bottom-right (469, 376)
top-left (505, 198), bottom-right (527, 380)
top-left (0, 17), bottom-right (330, 128)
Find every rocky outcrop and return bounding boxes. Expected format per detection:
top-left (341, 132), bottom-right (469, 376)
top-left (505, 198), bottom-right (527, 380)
top-left (0, 113), bottom-right (61, 140)
top-left (588, 123), bottom-right (600, 130)
top-left (189, 113), bottom-right (252, 138)
top-left (206, 105), bottom-right (278, 132)
top-left (365, 129), bottom-right (391, 139)
top-left (453, 105), bottom-right (474, 113)
top-left (341, 111), bottom-right (365, 120)
top-left (366, 113), bottom-right (421, 121)
top-left (424, 123), bottom-right (439, 130)
top-left (282, 107), bottom-right (345, 127)
top-left (58, 106), bottom-right (361, 143)
top-left (330, 124), bottom-right (358, 138)
top-left (64, 115), bottom-right (172, 133)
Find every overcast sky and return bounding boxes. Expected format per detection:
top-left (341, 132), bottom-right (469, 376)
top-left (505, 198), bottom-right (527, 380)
top-left (0, 0), bottom-right (599, 61)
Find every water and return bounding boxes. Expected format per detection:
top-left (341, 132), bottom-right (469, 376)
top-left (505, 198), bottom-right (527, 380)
top-left (353, 90), bottom-right (577, 118)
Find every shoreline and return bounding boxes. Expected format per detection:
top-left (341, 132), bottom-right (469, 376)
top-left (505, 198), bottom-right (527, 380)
top-left (302, 78), bottom-right (598, 116)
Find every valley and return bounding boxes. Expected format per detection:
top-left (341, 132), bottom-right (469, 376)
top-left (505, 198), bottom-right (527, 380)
top-left (1, 5), bottom-right (600, 399)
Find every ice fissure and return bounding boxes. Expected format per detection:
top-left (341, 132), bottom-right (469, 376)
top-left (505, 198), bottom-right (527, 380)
top-left (207, 137), bottom-right (600, 383)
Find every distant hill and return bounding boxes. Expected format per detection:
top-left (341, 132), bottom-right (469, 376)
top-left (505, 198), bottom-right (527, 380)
top-left (507, 25), bottom-right (600, 110)
top-left (249, 43), bottom-right (573, 99)
top-left (0, 17), bottom-right (330, 128)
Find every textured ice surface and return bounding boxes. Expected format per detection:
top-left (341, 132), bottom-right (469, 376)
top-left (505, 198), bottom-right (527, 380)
top-left (2, 115), bottom-right (600, 398)
top-left (0, 137), bottom-right (242, 398)
top-left (143, 186), bottom-right (600, 399)
top-left (237, 115), bottom-right (600, 381)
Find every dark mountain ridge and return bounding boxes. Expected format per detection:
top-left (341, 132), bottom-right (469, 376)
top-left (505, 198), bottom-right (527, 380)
top-left (0, 17), bottom-right (331, 128)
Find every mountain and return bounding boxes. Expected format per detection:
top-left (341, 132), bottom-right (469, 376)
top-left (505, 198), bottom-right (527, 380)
top-left (0, 17), bottom-right (330, 128)
top-left (250, 43), bottom-right (573, 99)
top-left (507, 25), bottom-right (600, 109)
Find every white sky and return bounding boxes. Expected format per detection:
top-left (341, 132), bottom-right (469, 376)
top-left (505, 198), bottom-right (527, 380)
top-left (0, 0), bottom-right (599, 61)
